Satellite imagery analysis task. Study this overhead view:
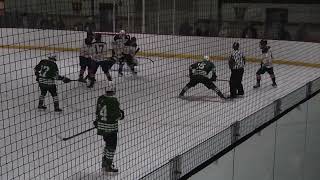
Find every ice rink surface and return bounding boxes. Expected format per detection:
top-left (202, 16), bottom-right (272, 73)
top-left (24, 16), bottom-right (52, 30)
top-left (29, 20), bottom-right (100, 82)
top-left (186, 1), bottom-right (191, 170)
top-left (1, 49), bottom-right (320, 180)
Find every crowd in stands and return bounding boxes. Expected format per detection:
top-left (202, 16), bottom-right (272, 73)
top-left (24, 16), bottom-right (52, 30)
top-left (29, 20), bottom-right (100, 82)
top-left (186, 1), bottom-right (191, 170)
top-left (0, 12), bottom-right (317, 42)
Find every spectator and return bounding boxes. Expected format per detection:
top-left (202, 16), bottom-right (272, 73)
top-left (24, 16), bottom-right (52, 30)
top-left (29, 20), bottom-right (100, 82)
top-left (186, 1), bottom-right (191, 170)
top-left (21, 13), bottom-right (28, 28)
top-left (241, 22), bottom-right (257, 38)
top-left (84, 17), bottom-right (96, 33)
top-left (195, 22), bottom-right (209, 36)
top-left (57, 16), bottom-right (65, 30)
top-left (278, 24), bottom-right (291, 40)
top-left (179, 20), bottom-right (193, 36)
top-left (295, 23), bottom-right (307, 42)
top-left (219, 23), bottom-right (231, 37)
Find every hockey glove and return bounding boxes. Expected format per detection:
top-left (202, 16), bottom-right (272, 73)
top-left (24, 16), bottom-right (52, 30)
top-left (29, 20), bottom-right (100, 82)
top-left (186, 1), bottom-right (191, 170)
top-left (211, 75), bottom-right (217, 82)
top-left (62, 77), bottom-right (71, 83)
top-left (120, 109), bottom-right (125, 120)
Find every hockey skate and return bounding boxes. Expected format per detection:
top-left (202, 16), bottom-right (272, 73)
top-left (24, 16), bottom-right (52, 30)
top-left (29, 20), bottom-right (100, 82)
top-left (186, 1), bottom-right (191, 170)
top-left (226, 95), bottom-right (236, 100)
top-left (107, 75), bottom-right (112, 81)
top-left (38, 105), bottom-right (47, 110)
top-left (54, 102), bottom-right (63, 112)
top-left (54, 108), bottom-right (63, 112)
top-left (253, 84), bottom-right (260, 89)
top-left (78, 76), bottom-right (87, 83)
top-left (104, 164), bottom-right (119, 173)
top-left (272, 82), bottom-right (277, 87)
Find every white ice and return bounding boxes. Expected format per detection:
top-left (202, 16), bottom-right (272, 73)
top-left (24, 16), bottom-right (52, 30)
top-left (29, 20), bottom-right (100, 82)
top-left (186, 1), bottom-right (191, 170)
top-left (1, 48), bottom-right (320, 180)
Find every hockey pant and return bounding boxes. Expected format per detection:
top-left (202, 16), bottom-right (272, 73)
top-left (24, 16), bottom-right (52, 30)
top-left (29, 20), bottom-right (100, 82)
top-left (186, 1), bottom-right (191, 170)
top-left (38, 83), bottom-right (59, 108)
top-left (118, 55), bottom-right (137, 74)
top-left (79, 56), bottom-right (91, 78)
top-left (88, 60), bottom-right (115, 81)
top-left (256, 66), bottom-right (276, 84)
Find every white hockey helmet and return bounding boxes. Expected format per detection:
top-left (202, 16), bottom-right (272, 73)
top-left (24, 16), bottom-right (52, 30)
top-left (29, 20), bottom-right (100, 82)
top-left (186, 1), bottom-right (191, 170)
top-left (105, 82), bottom-right (116, 95)
top-left (48, 54), bottom-right (57, 61)
top-left (203, 55), bottom-right (210, 61)
top-left (119, 29), bottom-right (126, 35)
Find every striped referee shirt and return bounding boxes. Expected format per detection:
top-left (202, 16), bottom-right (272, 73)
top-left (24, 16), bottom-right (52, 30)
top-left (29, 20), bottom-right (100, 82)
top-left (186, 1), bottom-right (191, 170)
top-left (229, 50), bottom-right (245, 69)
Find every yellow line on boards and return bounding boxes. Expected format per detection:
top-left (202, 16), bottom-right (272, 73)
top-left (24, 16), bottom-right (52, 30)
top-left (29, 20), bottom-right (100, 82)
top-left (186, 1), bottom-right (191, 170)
top-left (1, 44), bottom-right (320, 68)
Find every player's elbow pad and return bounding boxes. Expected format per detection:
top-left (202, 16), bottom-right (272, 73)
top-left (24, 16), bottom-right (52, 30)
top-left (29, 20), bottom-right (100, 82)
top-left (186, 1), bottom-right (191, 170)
top-left (120, 110), bottom-right (124, 120)
top-left (34, 71), bottom-right (39, 76)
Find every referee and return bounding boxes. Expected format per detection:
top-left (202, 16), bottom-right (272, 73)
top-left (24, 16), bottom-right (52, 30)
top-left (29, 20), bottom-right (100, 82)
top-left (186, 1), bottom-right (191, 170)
top-left (228, 42), bottom-right (245, 98)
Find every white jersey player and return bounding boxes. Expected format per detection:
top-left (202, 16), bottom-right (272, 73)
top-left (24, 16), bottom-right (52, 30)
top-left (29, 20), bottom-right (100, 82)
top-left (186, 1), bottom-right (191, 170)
top-left (113, 30), bottom-right (130, 76)
top-left (253, 40), bottom-right (277, 88)
top-left (87, 33), bottom-right (115, 88)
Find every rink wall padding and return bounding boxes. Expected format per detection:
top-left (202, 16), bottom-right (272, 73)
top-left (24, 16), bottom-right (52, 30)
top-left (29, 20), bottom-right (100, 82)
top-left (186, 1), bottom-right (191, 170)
top-left (0, 28), bottom-right (319, 68)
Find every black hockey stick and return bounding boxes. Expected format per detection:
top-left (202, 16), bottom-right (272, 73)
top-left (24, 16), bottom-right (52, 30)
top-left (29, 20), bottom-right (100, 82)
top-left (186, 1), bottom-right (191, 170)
top-left (58, 127), bottom-right (95, 141)
top-left (216, 79), bottom-right (229, 82)
top-left (184, 75), bottom-right (229, 82)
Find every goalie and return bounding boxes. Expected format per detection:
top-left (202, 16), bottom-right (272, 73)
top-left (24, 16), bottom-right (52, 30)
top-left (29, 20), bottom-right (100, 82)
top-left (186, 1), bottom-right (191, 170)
top-left (179, 56), bottom-right (226, 100)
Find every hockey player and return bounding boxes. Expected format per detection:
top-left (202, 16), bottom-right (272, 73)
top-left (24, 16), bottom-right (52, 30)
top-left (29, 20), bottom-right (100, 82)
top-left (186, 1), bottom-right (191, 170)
top-left (87, 33), bottom-right (115, 88)
top-left (93, 84), bottom-right (124, 173)
top-left (114, 30), bottom-right (130, 44)
top-left (228, 42), bottom-right (245, 98)
top-left (34, 55), bottom-right (71, 112)
top-left (179, 56), bottom-right (226, 100)
top-left (78, 36), bottom-right (93, 82)
top-left (253, 40), bottom-right (277, 88)
top-left (122, 36), bottom-right (139, 75)
top-left (113, 30), bottom-right (130, 76)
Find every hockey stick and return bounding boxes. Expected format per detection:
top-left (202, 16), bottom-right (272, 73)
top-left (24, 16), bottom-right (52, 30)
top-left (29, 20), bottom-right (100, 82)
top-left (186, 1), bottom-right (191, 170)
top-left (216, 79), bottom-right (229, 82)
top-left (136, 56), bottom-right (154, 63)
top-left (58, 127), bottom-right (95, 141)
top-left (184, 75), bottom-right (228, 82)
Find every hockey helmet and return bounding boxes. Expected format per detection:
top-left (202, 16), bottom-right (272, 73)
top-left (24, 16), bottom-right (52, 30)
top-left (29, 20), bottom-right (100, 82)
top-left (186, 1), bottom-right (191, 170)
top-left (119, 29), bottom-right (126, 35)
top-left (203, 55), bottom-right (210, 61)
top-left (233, 42), bottom-right (240, 50)
top-left (260, 39), bottom-right (267, 46)
top-left (48, 54), bottom-right (57, 61)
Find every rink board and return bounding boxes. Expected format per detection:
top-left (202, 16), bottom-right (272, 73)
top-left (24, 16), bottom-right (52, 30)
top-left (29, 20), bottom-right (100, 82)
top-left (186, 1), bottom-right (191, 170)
top-left (1, 48), bottom-right (320, 179)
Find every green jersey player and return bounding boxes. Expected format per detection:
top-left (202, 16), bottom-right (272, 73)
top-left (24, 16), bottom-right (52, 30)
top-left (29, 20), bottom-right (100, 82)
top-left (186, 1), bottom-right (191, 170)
top-left (93, 84), bottom-right (124, 173)
top-left (34, 55), bottom-right (71, 112)
top-left (179, 55), bottom-right (226, 100)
